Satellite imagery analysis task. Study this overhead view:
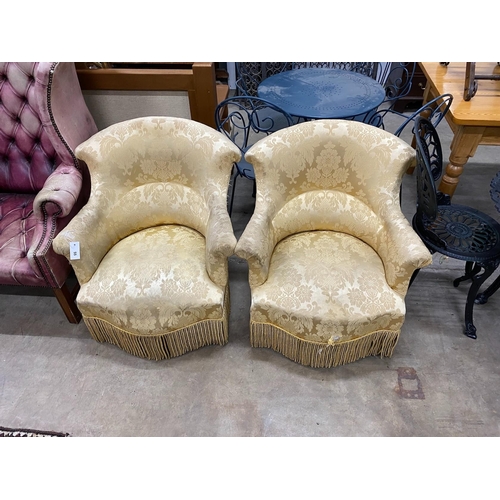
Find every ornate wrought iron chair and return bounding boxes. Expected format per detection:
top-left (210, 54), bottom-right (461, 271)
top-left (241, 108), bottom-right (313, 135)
top-left (367, 93), bottom-right (453, 138)
top-left (235, 120), bottom-right (432, 368)
top-left (377, 62), bottom-right (417, 108)
top-left (53, 116), bottom-right (239, 360)
top-left (0, 62), bottom-right (98, 323)
top-left (412, 117), bottom-right (500, 339)
top-left (215, 95), bottom-right (294, 215)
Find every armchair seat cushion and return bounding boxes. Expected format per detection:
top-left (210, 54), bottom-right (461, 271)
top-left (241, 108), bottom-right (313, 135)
top-left (250, 231), bottom-right (406, 364)
top-left (77, 224), bottom-right (228, 359)
top-left (0, 193), bottom-right (40, 286)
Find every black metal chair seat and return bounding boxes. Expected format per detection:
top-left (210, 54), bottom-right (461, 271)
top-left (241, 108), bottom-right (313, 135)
top-left (413, 204), bottom-right (500, 262)
top-left (412, 117), bottom-right (500, 340)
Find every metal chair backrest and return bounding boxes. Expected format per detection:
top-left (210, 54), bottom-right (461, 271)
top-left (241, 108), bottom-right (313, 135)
top-left (366, 93), bottom-right (453, 138)
top-left (215, 95), bottom-right (294, 156)
top-left (379, 62), bottom-right (417, 104)
top-left (394, 93), bottom-right (453, 137)
top-left (414, 116), bottom-right (444, 222)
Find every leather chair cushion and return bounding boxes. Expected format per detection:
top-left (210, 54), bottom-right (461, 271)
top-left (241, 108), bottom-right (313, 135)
top-left (250, 230), bottom-right (406, 344)
top-left (76, 225), bottom-right (225, 336)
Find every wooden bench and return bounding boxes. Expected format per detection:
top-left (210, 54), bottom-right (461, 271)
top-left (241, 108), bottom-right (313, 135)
top-left (75, 62), bottom-right (228, 129)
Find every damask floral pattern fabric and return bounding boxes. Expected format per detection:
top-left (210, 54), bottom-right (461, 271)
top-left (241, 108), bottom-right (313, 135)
top-left (54, 117), bottom-right (240, 287)
top-left (53, 117), bottom-right (240, 358)
top-left (77, 226), bottom-right (225, 335)
top-left (235, 119), bottom-right (432, 366)
top-left (251, 231), bottom-right (406, 344)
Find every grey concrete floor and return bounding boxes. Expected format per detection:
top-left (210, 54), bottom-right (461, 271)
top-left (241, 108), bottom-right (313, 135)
top-left (1, 112), bottom-right (499, 437)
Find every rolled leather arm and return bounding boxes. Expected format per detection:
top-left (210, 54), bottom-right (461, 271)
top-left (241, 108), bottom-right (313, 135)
top-left (32, 165), bottom-right (83, 219)
top-left (205, 204), bottom-right (237, 288)
top-left (27, 165), bottom-right (83, 286)
top-left (234, 211), bottom-right (276, 288)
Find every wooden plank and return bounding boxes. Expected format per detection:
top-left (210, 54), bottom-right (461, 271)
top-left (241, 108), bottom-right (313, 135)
top-left (76, 68), bottom-right (194, 91)
top-left (75, 62), bottom-right (220, 129)
top-left (191, 63), bottom-right (218, 128)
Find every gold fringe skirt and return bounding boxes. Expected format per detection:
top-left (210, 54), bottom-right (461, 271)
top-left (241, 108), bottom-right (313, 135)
top-left (82, 289), bottom-right (230, 361)
top-left (250, 322), bottom-right (400, 368)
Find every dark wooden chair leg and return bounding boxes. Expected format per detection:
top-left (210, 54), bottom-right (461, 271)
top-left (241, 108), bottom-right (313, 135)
top-left (54, 282), bottom-right (82, 324)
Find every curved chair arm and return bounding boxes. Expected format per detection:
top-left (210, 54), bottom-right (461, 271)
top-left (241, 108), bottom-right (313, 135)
top-left (379, 210), bottom-right (433, 295)
top-left (27, 165), bottom-right (83, 287)
top-left (235, 211), bottom-right (276, 287)
top-left (205, 204), bottom-right (237, 287)
top-left (52, 194), bottom-right (115, 285)
top-left (32, 164), bottom-right (83, 219)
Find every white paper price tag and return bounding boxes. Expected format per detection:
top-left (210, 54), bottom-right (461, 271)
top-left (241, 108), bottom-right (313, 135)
top-left (70, 241), bottom-right (81, 260)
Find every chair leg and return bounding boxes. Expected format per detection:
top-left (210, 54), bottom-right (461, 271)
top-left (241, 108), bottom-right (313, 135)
top-left (475, 268), bottom-right (500, 304)
top-left (463, 265), bottom-right (496, 339)
top-left (54, 282), bottom-right (82, 324)
top-left (228, 172), bottom-right (238, 216)
top-left (408, 267), bottom-right (421, 288)
top-left (453, 261), bottom-right (478, 287)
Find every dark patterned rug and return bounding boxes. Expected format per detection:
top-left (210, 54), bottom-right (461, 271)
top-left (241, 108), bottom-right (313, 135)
top-left (0, 425), bottom-right (70, 437)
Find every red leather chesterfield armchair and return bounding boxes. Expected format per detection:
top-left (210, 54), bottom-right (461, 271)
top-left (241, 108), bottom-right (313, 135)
top-left (0, 62), bottom-right (97, 322)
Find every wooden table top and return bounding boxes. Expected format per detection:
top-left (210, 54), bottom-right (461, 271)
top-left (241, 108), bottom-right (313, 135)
top-left (420, 62), bottom-right (500, 126)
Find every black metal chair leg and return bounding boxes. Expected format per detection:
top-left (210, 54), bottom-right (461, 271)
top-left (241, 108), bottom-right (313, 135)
top-left (409, 268), bottom-right (421, 288)
top-left (463, 265), bottom-right (496, 339)
top-left (475, 267), bottom-right (500, 304)
top-left (228, 171), bottom-right (238, 216)
top-left (454, 261), bottom-right (478, 287)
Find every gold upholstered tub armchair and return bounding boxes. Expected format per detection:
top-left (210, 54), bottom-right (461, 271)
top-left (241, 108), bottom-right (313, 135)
top-left (53, 116), bottom-right (240, 360)
top-left (235, 119), bottom-right (432, 368)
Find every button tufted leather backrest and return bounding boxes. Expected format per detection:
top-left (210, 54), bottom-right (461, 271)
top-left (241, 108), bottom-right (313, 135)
top-left (0, 62), bottom-right (61, 193)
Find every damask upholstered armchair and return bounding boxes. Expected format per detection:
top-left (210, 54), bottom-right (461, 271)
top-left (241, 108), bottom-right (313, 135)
top-left (0, 62), bottom-right (98, 322)
top-left (53, 116), bottom-right (240, 360)
top-left (235, 120), bottom-right (432, 368)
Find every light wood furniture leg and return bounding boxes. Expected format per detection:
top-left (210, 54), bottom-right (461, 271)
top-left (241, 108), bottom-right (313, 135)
top-left (438, 126), bottom-right (484, 197)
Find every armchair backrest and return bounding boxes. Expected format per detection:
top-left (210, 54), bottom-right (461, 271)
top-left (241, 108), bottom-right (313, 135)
top-left (247, 120), bottom-right (414, 211)
top-left (245, 119), bottom-right (415, 246)
top-left (0, 62), bottom-right (97, 193)
top-left (75, 116), bottom-right (240, 241)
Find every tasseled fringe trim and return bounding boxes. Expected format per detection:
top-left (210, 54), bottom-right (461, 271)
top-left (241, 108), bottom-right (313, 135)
top-left (82, 289), bottom-right (230, 361)
top-left (250, 322), bottom-right (400, 368)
